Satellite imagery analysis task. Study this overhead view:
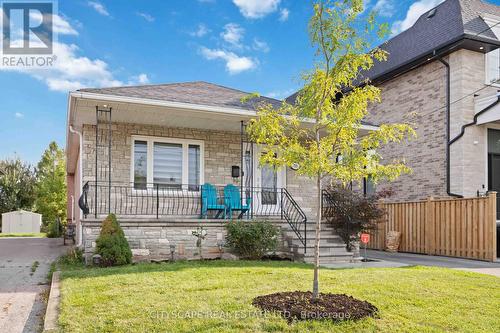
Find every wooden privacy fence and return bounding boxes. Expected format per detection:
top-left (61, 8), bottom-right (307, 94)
top-left (369, 192), bottom-right (497, 261)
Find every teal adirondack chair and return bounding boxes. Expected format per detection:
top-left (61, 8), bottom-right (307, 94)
top-left (224, 184), bottom-right (252, 219)
top-left (201, 183), bottom-right (226, 219)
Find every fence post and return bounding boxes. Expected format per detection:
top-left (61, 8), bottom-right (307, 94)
top-left (425, 197), bottom-right (435, 255)
top-left (488, 191), bottom-right (497, 261)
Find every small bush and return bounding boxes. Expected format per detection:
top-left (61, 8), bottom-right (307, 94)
top-left (59, 247), bottom-right (84, 266)
top-left (95, 214), bottom-right (132, 266)
top-left (47, 218), bottom-right (62, 238)
top-left (225, 220), bottom-right (279, 259)
top-left (323, 185), bottom-right (391, 250)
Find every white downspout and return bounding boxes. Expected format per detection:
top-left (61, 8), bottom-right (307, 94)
top-left (69, 125), bottom-right (83, 247)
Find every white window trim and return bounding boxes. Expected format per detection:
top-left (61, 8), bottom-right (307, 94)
top-left (130, 135), bottom-right (204, 191)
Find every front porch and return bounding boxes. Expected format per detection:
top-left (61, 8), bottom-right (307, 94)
top-left (67, 88), bottom-right (361, 263)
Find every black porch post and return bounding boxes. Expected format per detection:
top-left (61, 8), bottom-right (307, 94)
top-left (95, 106), bottom-right (98, 218)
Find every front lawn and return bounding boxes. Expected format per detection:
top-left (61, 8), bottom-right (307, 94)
top-left (59, 260), bottom-right (500, 333)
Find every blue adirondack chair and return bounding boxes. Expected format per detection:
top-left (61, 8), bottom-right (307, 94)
top-left (224, 184), bottom-right (252, 219)
top-left (201, 183), bottom-right (226, 219)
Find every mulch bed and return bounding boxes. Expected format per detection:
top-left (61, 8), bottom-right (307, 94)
top-left (252, 291), bottom-right (378, 323)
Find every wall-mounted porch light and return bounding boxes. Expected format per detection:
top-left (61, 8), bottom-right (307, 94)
top-left (231, 165), bottom-right (240, 178)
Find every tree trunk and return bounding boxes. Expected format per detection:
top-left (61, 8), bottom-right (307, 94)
top-left (312, 174), bottom-right (322, 300)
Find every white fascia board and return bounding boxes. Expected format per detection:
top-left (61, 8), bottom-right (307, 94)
top-left (69, 91), bottom-right (258, 118)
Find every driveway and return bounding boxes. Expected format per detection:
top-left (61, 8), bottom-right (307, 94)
top-left (0, 238), bottom-right (69, 333)
top-left (366, 250), bottom-right (500, 277)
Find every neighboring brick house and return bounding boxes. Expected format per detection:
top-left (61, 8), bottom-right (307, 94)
top-left (290, 0), bottom-right (500, 209)
top-left (366, 0), bottom-right (500, 206)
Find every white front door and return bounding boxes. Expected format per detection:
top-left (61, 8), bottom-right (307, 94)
top-left (252, 146), bottom-right (285, 215)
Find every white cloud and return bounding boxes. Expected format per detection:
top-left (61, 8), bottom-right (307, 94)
top-left (133, 73), bottom-right (150, 85)
top-left (279, 8), bottom-right (289, 22)
top-left (137, 12), bottom-right (155, 22)
top-left (200, 47), bottom-right (257, 74)
top-left (14, 112), bottom-right (24, 119)
top-left (1, 41), bottom-right (123, 92)
top-left (266, 88), bottom-right (295, 100)
top-left (88, 1), bottom-right (109, 16)
top-left (221, 23), bottom-right (244, 47)
top-left (392, 0), bottom-right (443, 34)
top-left (190, 23), bottom-right (210, 37)
top-left (252, 38), bottom-right (269, 52)
top-left (374, 0), bottom-right (395, 17)
top-left (362, 0), bottom-right (371, 13)
top-left (232, 0), bottom-right (281, 19)
top-left (0, 14), bottom-right (148, 92)
top-left (29, 12), bottom-right (78, 35)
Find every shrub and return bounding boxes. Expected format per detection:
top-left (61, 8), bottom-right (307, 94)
top-left (94, 214), bottom-right (132, 266)
top-left (59, 247), bottom-right (84, 266)
top-left (323, 185), bottom-right (391, 250)
top-left (225, 220), bottom-right (279, 259)
top-left (47, 218), bottom-right (62, 238)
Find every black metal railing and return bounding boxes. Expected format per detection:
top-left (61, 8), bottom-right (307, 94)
top-left (78, 182), bottom-right (307, 250)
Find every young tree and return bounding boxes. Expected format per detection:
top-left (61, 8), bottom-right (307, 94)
top-left (0, 158), bottom-right (36, 215)
top-left (247, 0), bottom-right (415, 300)
top-left (35, 142), bottom-right (67, 227)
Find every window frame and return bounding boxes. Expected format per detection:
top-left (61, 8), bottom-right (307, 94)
top-left (130, 135), bottom-right (204, 191)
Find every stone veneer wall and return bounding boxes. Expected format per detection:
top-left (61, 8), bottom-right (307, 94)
top-left (365, 58), bottom-right (448, 201)
top-left (82, 123), bottom-right (243, 186)
top-left (81, 122), bottom-right (319, 222)
top-left (81, 219), bottom-right (295, 263)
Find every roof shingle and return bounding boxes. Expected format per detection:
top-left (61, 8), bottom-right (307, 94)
top-left (78, 81), bottom-right (282, 111)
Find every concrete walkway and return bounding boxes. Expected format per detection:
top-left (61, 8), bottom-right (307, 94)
top-left (0, 238), bottom-right (69, 333)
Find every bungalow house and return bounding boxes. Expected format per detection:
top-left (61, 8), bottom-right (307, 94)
top-left (66, 82), bottom-right (377, 263)
top-left (66, 0), bottom-right (500, 263)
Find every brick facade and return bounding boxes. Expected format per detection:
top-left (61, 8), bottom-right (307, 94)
top-left (365, 49), bottom-right (497, 200)
top-left (365, 59), bottom-right (448, 200)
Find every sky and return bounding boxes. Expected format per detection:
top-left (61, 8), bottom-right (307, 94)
top-left (1, 0), bottom-right (499, 164)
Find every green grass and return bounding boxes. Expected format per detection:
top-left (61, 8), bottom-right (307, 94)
top-left (0, 232), bottom-right (46, 238)
top-left (59, 260), bottom-right (500, 333)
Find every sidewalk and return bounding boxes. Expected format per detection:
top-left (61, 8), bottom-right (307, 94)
top-left (322, 250), bottom-right (500, 277)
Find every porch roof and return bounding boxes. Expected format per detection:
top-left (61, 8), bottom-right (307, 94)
top-left (77, 81), bottom-right (283, 111)
top-left (66, 82), bottom-right (379, 174)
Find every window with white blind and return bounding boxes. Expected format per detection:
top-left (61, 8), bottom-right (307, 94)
top-left (131, 136), bottom-right (204, 190)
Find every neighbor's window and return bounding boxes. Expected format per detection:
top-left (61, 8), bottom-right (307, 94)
top-left (132, 137), bottom-right (203, 190)
top-left (485, 49), bottom-right (500, 85)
